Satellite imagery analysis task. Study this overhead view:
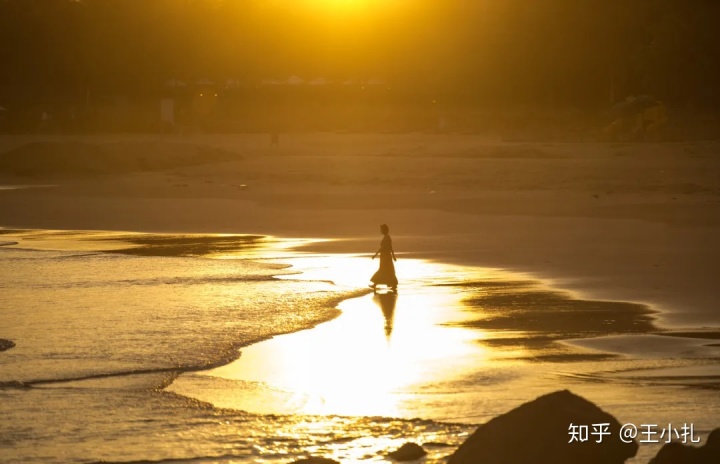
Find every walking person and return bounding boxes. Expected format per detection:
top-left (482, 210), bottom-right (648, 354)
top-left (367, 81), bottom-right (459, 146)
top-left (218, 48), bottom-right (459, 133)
top-left (370, 224), bottom-right (398, 293)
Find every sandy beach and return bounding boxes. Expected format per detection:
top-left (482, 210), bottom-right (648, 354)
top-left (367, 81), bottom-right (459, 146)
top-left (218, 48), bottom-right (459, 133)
top-left (1, 133), bottom-right (720, 463)
top-left (1, 133), bottom-right (719, 326)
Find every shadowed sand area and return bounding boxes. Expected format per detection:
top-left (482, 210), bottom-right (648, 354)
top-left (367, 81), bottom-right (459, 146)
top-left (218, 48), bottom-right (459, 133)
top-left (0, 228), bottom-right (313, 258)
top-left (451, 281), bottom-right (657, 362)
top-left (99, 233), bottom-right (266, 257)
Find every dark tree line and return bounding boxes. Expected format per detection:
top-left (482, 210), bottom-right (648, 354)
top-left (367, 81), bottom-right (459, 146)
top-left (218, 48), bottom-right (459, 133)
top-left (1, 0), bottom-right (719, 110)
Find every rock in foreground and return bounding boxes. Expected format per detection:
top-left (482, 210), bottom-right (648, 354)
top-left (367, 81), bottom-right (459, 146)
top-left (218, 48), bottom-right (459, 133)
top-left (387, 442), bottom-right (427, 461)
top-left (649, 428), bottom-right (720, 463)
top-left (293, 457), bottom-right (339, 464)
top-left (449, 390), bottom-right (637, 464)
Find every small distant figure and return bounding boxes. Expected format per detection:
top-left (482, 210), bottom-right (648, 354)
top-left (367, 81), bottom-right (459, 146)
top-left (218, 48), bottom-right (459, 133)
top-left (270, 130), bottom-right (279, 147)
top-left (370, 224), bottom-right (398, 293)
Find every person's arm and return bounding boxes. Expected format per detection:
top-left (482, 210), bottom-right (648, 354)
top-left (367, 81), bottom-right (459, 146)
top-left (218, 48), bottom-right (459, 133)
top-left (372, 247), bottom-right (381, 259)
top-left (390, 238), bottom-right (397, 262)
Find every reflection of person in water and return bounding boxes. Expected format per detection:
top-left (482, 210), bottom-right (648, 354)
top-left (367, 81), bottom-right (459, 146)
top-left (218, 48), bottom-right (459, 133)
top-left (370, 224), bottom-right (398, 293)
top-left (374, 293), bottom-right (397, 338)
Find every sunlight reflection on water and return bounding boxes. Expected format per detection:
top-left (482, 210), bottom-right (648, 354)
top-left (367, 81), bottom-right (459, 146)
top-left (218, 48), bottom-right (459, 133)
top-left (168, 257), bottom-right (512, 418)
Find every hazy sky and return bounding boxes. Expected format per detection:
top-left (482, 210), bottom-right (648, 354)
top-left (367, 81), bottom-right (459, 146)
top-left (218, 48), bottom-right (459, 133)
top-left (1, 1), bottom-right (719, 107)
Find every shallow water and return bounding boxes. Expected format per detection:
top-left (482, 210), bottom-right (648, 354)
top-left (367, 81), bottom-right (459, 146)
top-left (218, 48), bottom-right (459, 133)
top-left (169, 257), bottom-right (494, 419)
top-left (1, 229), bottom-right (719, 463)
top-left (0, 247), bottom-right (353, 385)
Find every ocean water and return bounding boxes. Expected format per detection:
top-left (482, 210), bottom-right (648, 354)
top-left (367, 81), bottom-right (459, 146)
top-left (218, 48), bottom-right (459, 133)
top-left (1, 230), bottom-right (719, 463)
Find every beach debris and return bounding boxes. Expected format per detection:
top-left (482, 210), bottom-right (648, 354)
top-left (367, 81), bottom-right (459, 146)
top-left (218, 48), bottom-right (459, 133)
top-left (387, 442), bottom-right (427, 461)
top-left (0, 339), bottom-right (15, 352)
top-left (292, 457), bottom-right (340, 464)
top-left (649, 428), bottom-right (720, 463)
top-left (448, 390), bottom-right (638, 464)
top-left (0, 380), bottom-right (31, 389)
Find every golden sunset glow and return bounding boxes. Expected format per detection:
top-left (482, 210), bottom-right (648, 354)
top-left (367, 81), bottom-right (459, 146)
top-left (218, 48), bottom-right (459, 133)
top-left (169, 258), bottom-right (502, 417)
top-left (191, 310), bottom-right (481, 416)
top-left (3, 1), bottom-right (720, 463)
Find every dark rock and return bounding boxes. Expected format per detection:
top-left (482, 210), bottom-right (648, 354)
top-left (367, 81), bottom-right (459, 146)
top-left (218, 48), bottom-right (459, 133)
top-left (293, 458), bottom-right (340, 464)
top-left (0, 339), bottom-right (15, 352)
top-left (448, 390), bottom-right (637, 464)
top-left (387, 442), bottom-right (427, 461)
top-left (649, 428), bottom-right (720, 463)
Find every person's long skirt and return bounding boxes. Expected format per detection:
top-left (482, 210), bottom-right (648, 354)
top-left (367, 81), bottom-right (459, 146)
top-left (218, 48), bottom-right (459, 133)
top-left (371, 253), bottom-right (398, 287)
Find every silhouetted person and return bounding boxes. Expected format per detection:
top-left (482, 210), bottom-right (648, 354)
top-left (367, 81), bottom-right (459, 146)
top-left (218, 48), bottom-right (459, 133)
top-left (370, 224), bottom-right (398, 293)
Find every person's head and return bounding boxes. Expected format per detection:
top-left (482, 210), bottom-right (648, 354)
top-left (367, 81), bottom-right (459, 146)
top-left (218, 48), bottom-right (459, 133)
top-left (380, 224), bottom-right (389, 235)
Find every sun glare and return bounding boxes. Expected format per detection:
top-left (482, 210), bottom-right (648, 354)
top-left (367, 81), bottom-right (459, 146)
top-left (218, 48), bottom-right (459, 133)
top-left (311, 0), bottom-right (371, 7)
top-left (266, 0), bottom-right (394, 14)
